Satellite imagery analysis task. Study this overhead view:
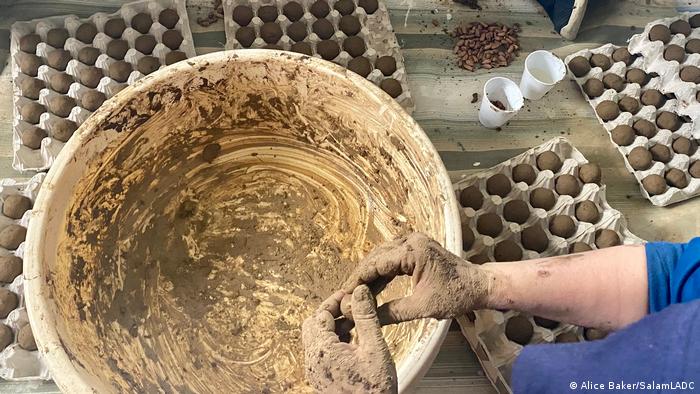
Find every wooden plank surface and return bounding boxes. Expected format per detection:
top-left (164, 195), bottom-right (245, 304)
top-left (0, 0), bottom-right (696, 392)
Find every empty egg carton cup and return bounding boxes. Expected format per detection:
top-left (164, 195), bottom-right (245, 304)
top-left (221, 0), bottom-right (415, 113)
top-left (453, 137), bottom-right (644, 393)
top-left (10, 0), bottom-right (196, 172)
top-left (0, 174), bottom-right (47, 381)
top-left (565, 13), bottom-right (700, 206)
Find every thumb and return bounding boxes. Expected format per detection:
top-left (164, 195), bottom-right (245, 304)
top-left (376, 295), bottom-right (423, 326)
top-left (352, 285), bottom-right (389, 353)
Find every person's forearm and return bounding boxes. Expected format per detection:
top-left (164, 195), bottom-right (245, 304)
top-left (478, 245), bottom-right (648, 330)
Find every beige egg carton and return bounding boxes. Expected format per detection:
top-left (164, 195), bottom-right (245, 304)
top-left (221, 0), bottom-right (415, 113)
top-left (452, 137), bottom-right (644, 394)
top-left (565, 14), bottom-right (700, 206)
top-left (10, 0), bottom-right (196, 172)
top-left (0, 173), bottom-right (47, 381)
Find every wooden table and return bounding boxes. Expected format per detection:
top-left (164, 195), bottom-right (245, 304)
top-left (0, 0), bottom-right (694, 392)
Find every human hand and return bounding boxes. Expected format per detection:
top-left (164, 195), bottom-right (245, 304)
top-left (341, 233), bottom-right (492, 325)
top-left (302, 285), bottom-right (397, 394)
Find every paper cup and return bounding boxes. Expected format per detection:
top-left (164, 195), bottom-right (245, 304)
top-left (478, 77), bottom-right (524, 129)
top-left (519, 50), bottom-right (566, 100)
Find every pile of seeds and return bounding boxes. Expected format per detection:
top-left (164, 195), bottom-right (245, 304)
top-left (452, 22), bottom-right (521, 71)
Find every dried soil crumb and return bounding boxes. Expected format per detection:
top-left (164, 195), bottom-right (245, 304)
top-left (453, 0), bottom-right (482, 10)
top-left (452, 22), bottom-right (520, 71)
top-left (470, 92), bottom-right (479, 103)
top-left (491, 100), bottom-right (505, 110)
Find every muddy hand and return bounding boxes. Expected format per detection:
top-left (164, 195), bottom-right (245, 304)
top-left (302, 285), bottom-right (397, 394)
top-left (341, 233), bottom-right (491, 325)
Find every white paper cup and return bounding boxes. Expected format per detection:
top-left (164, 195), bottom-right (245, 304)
top-left (478, 77), bottom-right (524, 129)
top-left (519, 50), bottom-right (566, 100)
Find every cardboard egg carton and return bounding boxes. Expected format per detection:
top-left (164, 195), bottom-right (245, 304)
top-left (221, 0), bottom-right (415, 113)
top-left (10, 0), bottom-right (196, 172)
top-left (565, 13), bottom-right (700, 206)
top-left (452, 137), bottom-right (644, 393)
top-left (0, 174), bottom-right (47, 381)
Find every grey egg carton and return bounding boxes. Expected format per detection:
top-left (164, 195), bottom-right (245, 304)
top-left (10, 0), bottom-right (196, 172)
top-left (565, 14), bottom-right (700, 206)
top-left (0, 174), bottom-right (47, 381)
top-left (452, 137), bottom-right (644, 394)
top-left (221, 0), bottom-right (415, 113)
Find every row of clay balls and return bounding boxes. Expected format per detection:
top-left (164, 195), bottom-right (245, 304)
top-left (459, 151), bottom-right (622, 263)
top-left (16, 9), bottom-right (187, 149)
top-left (504, 314), bottom-right (608, 346)
top-left (232, 1), bottom-right (403, 98)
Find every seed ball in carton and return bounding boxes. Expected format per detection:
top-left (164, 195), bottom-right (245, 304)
top-left (584, 328), bottom-right (608, 341)
top-left (0, 289), bottom-right (19, 318)
top-left (494, 240), bottom-right (522, 262)
top-left (556, 331), bottom-right (580, 343)
top-left (49, 118), bottom-right (77, 142)
top-left (0, 255), bottom-right (22, 283)
top-left (104, 18), bottom-right (127, 39)
top-left (46, 27), bottom-right (69, 48)
top-left (108, 60), bottom-right (133, 83)
top-left (536, 151), bottom-right (562, 172)
top-left (130, 12), bottom-right (152, 35)
top-left (460, 185), bottom-right (484, 210)
top-left (618, 97), bottom-right (640, 114)
top-left (555, 174), bottom-right (581, 197)
top-left (582, 78), bottom-right (604, 98)
top-left (19, 33), bottom-right (41, 53)
top-left (640, 89), bottom-right (665, 108)
top-left (503, 200), bottom-right (529, 224)
top-left (611, 125), bottom-right (635, 146)
top-left (612, 47), bottom-right (633, 65)
top-left (159, 8), bottom-right (180, 29)
top-left (549, 215), bottom-right (576, 239)
top-left (648, 24), bottom-right (671, 43)
top-left (3, 194), bottom-right (32, 219)
top-left (75, 22), bottom-right (98, 44)
top-left (628, 147), bottom-right (653, 171)
top-left (17, 53), bottom-right (43, 77)
top-left (46, 49), bottom-right (72, 70)
top-left (626, 68), bottom-right (649, 86)
top-left (347, 56), bottom-right (372, 77)
top-left (135, 34), bottom-right (157, 54)
top-left (505, 315), bottom-right (533, 345)
top-left (165, 50), bottom-right (187, 65)
top-left (570, 241), bottom-right (593, 253)
top-left (283, 2), bottom-right (304, 22)
top-left (486, 173), bottom-right (512, 197)
top-left (162, 29), bottom-right (184, 50)
top-left (359, 0), bottom-right (379, 14)
top-left (462, 222), bottom-right (475, 250)
top-left (665, 168), bottom-right (689, 189)
top-left (672, 137), bottom-right (697, 156)
top-left (633, 119), bottom-right (657, 139)
top-left (310, 0), bottom-right (331, 18)
top-left (589, 53), bottom-right (611, 71)
top-left (476, 213), bottom-right (503, 238)
top-left (512, 163), bottom-right (537, 185)
top-left (568, 56), bottom-right (591, 77)
top-left (107, 39), bottom-right (129, 60)
top-left (521, 225), bottom-right (548, 252)
top-left (595, 229), bottom-right (621, 248)
top-left (317, 40), bottom-right (340, 61)
top-left (49, 72), bottom-right (74, 94)
top-left (575, 200), bottom-right (600, 224)
top-left (534, 316), bottom-right (559, 329)
top-left (602, 73), bottom-right (625, 92)
top-left (235, 27), bottom-right (255, 47)
top-left (380, 79), bottom-right (402, 98)
top-left (0, 224), bottom-right (26, 250)
top-left (343, 37), bottom-right (366, 58)
top-left (21, 127), bottom-right (47, 150)
top-left (137, 56), bottom-right (161, 76)
top-left (334, 0), bottom-right (356, 15)
top-left (79, 66), bottom-right (104, 88)
top-left (19, 77), bottom-right (44, 100)
top-left (79, 90), bottom-right (106, 112)
top-left (20, 102), bottom-right (45, 124)
top-left (579, 163), bottom-right (602, 184)
top-left (291, 42), bottom-right (313, 56)
top-left (18, 324), bottom-right (37, 351)
top-left (529, 188), bottom-right (556, 211)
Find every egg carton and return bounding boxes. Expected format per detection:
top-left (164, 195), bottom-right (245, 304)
top-left (10, 0), bottom-right (196, 172)
top-left (0, 173), bottom-right (48, 381)
top-left (452, 137), bottom-right (644, 394)
top-left (565, 13), bottom-right (700, 206)
top-left (221, 0), bottom-right (415, 113)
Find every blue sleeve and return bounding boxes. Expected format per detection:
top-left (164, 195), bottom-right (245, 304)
top-left (513, 300), bottom-right (700, 393)
top-left (646, 238), bottom-right (700, 312)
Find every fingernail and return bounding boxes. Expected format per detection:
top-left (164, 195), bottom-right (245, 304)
top-left (353, 284), bottom-right (371, 302)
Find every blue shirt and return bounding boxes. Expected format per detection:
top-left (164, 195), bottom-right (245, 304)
top-left (513, 240), bottom-right (700, 393)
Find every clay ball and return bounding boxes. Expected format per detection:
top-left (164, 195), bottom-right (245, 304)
top-left (625, 68), bottom-right (649, 86)
top-left (232, 5), bottom-right (254, 26)
top-left (582, 78), bottom-right (604, 98)
top-left (680, 66), bottom-right (700, 83)
top-left (79, 66), bottom-right (104, 88)
top-left (48, 95), bottom-right (75, 118)
top-left (135, 34), bottom-right (157, 55)
top-left (611, 125), bottom-right (635, 146)
top-left (343, 36), bottom-right (366, 57)
top-left (17, 53), bottom-right (43, 77)
top-left (611, 47), bottom-right (633, 65)
top-left (575, 200), bottom-right (600, 224)
top-left (462, 222), bottom-right (474, 250)
top-left (0, 289), bottom-right (18, 318)
top-left (380, 79), bottom-right (402, 98)
top-left (21, 127), bottom-right (47, 150)
top-left (556, 332), bottom-right (579, 343)
top-left (595, 229), bottom-right (621, 248)
top-left (494, 240), bottom-right (523, 262)
top-left (579, 163), bottom-right (602, 184)
top-left (618, 96), bottom-right (640, 114)
top-left (258, 5), bottom-right (279, 22)
top-left (628, 146), bottom-right (653, 171)
top-left (690, 161), bottom-right (700, 178)
top-left (104, 18), bottom-right (126, 39)
top-left (46, 28), bottom-right (69, 48)
top-left (376, 56), bottom-right (397, 76)
top-left (602, 73), bottom-right (625, 92)
top-left (49, 72), bottom-right (73, 94)
top-left (549, 215), bottom-right (576, 238)
top-left (334, 0), bottom-right (355, 15)
top-left (0, 325), bottom-right (11, 351)
top-left (521, 225), bottom-right (548, 252)
top-left (165, 51), bottom-right (187, 66)
top-left (512, 163), bottom-right (536, 185)
top-left (686, 39), bottom-right (700, 54)
top-left (317, 40), bottom-right (340, 61)
top-left (340, 15), bottom-right (361, 36)
top-left (664, 44), bottom-right (686, 63)
top-left (460, 186), bottom-right (483, 210)
top-left (290, 42), bottom-right (313, 56)
top-left (79, 90), bottom-right (106, 112)
top-left (584, 328), bottom-right (608, 341)
top-left (159, 8), bottom-right (180, 29)
top-left (503, 199), bottom-right (529, 224)
top-left (657, 111), bottom-right (682, 131)
top-left (312, 19), bottom-right (334, 40)
top-left (670, 19), bottom-right (692, 36)
top-left (75, 23), bottom-right (98, 44)
top-left (3, 194), bottom-right (32, 220)
top-left (633, 118), bottom-right (657, 139)
top-left (20, 102), bottom-right (45, 124)
top-left (555, 174), bottom-right (581, 197)
top-left (595, 100), bottom-right (620, 122)
top-left (691, 14), bottom-right (700, 28)
top-left (666, 168), bottom-right (688, 189)
top-left (235, 26), bottom-right (256, 47)
top-left (347, 56), bottom-right (372, 77)
top-left (137, 56), bottom-right (161, 76)
top-left (568, 56), bottom-right (591, 78)
top-left (310, 0), bottom-right (330, 18)
top-left (536, 151), bottom-right (562, 172)
top-left (505, 315), bottom-right (533, 345)
top-left (649, 24), bottom-right (671, 43)
top-left (589, 54), bottom-right (611, 71)
top-left (107, 39), bottom-right (129, 60)
top-left (469, 253), bottom-right (490, 264)
top-left (19, 77), bottom-right (44, 100)
top-left (0, 255), bottom-right (21, 283)
top-left (49, 118), bottom-right (77, 142)
top-left (672, 136), bottom-right (697, 156)
top-left (0, 224), bottom-right (26, 250)
top-left (569, 242), bottom-right (593, 253)
top-left (529, 188), bottom-right (556, 211)
top-left (18, 324), bottom-right (37, 351)
top-left (640, 89), bottom-right (665, 108)
top-left (359, 0), bottom-right (379, 14)
top-left (486, 173), bottom-right (511, 197)
top-left (108, 60), bottom-right (133, 83)
top-left (19, 33), bottom-right (41, 53)
top-left (77, 46), bottom-right (100, 66)
top-left (642, 174), bottom-right (667, 196)
top-left (476, 212), bottom-right (502, 237)
top-left (286, 22), bottom-right (308, 43)
top-left (131, 12), bottom-right (153, 34)
top-left (162, 29), bottom-right (184, 50)
top-left (46, 49), bottom-right (72, 71)
top-left (283, 2), bottom-right (304, 22)
top-left (533, 316), bottom-right (559, 329)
